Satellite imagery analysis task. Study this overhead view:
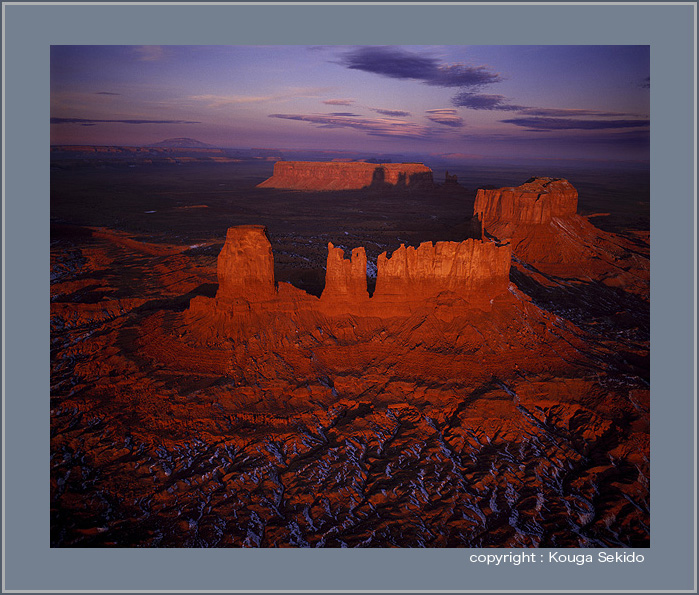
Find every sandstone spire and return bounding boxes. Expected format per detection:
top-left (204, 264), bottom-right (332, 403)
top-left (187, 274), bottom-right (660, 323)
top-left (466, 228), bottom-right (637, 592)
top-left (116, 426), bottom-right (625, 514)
top-left (215, 225), bottom-right (276, 302)
top-left (321, 243), bottom-right (369, 301)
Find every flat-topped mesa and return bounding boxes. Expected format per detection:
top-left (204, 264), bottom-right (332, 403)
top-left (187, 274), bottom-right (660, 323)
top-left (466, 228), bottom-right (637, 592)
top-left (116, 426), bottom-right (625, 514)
top-left (215, 225), bottom-right (275, 302)
top-left (321, 243), bottom-right (369, 302)
top-left (470, 178), bottom-right (649, 290)
top-left (373, 240), bottom-right (511, 303)
top-left (257, 161), bottom-right (434, 191)
top-left (474, 177), bottom-right (578, 236)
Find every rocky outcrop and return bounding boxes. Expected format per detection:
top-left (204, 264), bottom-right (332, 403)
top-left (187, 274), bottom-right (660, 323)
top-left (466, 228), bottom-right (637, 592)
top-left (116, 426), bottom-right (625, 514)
top-left (51, 170), bottom-right (650, 550)
top-left (257, 161), bottom-right (434, 191)
top-left (374, 240), bottom-right (510, 303)
top-left (474, 177), bottom-right (578, 236)
top-left (474, 177), bottom-right (649, 290)
top-left (321, 243), bottom-right (369, 302)
top-left (187, 225), bottom-right (511, 335)
top-left (216, 225), bottom-right (275, 302)
top-left (444, 171), bottom-right (459, 186)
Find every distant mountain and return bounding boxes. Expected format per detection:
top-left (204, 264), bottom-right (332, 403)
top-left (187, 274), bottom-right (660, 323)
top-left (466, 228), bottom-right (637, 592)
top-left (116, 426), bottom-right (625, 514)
top-left (149, 138), bottom-right (213, 148)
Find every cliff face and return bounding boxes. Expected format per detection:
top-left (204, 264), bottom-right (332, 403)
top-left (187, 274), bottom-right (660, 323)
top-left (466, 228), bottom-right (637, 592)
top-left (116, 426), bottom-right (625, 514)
top-left (321, 243), bottom-right (369, 301)
top-left (188, 225), bottom-right (511, 335)
top-left (474, 177), bottom-right (578, 234)
top-left (216, 225), bottom-right (275, 302)
top-left (257, 161), bottom-right (434, 191)
top-left (473, 177), bottom-right (649, 290)
top-left (374, 240), bottom-right (510, 302)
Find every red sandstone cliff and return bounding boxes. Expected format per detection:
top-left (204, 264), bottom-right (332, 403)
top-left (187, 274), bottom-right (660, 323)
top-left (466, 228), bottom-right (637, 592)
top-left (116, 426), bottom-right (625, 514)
top-left (321, 243), bottom-right (369, 302)
top-left (257, 161), bottom-right (434, 191)
top-left (474, 177), bottom-right (649, 290)
top-left (187, 225), bottom-right (511, 337)
top-left (216, 226), bottom-right (276, 302)
top-left (474, 177), bottom-right (578, 237)
top-left (374, 240), bottom-right (510, 303)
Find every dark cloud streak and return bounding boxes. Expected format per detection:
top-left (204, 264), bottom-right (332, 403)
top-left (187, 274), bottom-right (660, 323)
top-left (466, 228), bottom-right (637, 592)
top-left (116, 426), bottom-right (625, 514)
top-left (51, 117), bottom-right (201, 125)
top-left (340, 46), bottom-right (501, 89)
top-left (269, 112), bottom-right (434, 139)
top-left (453, 93), bottom-right (643, 119)
top-left (371, 108), bottom-right (411, 117)
top-left (500, 117), bottom-right (650, 130)
top-left (452, 92), bottom-right (523, 111)
top-left (425, 109), bottom-right (464, 128)
top-left (517, 107), bottom-right (639, 117)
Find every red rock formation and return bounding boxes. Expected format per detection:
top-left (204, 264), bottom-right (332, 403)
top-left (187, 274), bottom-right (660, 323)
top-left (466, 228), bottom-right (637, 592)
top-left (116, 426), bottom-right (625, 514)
top-left (257, 161), bottom-right (434, 191)
top-left (50, 173), bottom-right (650, 550)
top-left (374, 240), bottom-right (510, 304)
top-left (444, 171), bottom-right (459, 186)
top-left (321, 243), bottom-right (369, 302)
top-left (215, 225), bottom-right (275, 302)
top-left (473, 177), bottom-right (649, 290)
top-left (187, 226), bottom-right (511, 338)
top-left (474, 177), bottom-right (578, 236)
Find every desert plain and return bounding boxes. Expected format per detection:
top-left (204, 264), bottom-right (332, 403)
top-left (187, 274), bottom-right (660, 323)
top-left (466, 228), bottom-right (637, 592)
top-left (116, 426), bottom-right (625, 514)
top-left (50, 151), bottom-right (649, 548)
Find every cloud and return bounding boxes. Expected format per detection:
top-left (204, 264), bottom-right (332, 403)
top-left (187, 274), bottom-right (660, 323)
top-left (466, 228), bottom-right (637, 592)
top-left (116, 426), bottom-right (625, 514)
top-left (323, 98), bottom-right (355, 106)
top-left (453, 94), bottom-right (642, 118)
top-left (190, 87), bottom-right (330, 108)
top-left (370, 108), bottom-right (411, 117)
top-left (463, 129), bottom-right (650, 153)
top-left (640, 76), bottom-right (650, 89)
top-left (133, 46), bottom-right (165, 62)
top-left (189, 94), bottom-right (271, 107)
top-left (95, 92), bottom-right (121, 96)
top-left (517, 107), bottom-right (638, 117)
top-left (457, 129), bottom-right (649, 154)
top-left (269, 112), bottom-right (434, 139)
top-left (425, 109), bottom-right (464, 128)
top-left (51, 117), bottom-right (201, 125)
top-left (426, 64), bottom-right (502, 88)
top-left (500, 117), bottom-right (650, 130)
top-left (452, 92), bottom-right (524, 111)
top-left (327, 112), bottom-right (361, 117)
top-left (339, 46), bottom-right (501, 88)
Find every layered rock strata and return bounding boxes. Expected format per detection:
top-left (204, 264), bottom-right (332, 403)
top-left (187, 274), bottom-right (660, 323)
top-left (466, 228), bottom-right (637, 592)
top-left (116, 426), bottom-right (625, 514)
top-left (474, 177), bottom-right (649, 289)
top-left (321, 243), bottom-right (369, 301)
top-left (257, 161), bottom-right (434, 191)
top-left (187, 225), bottom-right (511, 336)
top-left (216, 226), bottom-right (276, 302)
top-left (474, 177), bottom-right (578, 236)
top-left (373, 240), bottom-right (510, 303)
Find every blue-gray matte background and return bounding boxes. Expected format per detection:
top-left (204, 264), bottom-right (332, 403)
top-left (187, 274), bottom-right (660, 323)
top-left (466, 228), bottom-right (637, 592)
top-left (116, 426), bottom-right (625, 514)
top-left (3, 2), bottom-right (695, 592)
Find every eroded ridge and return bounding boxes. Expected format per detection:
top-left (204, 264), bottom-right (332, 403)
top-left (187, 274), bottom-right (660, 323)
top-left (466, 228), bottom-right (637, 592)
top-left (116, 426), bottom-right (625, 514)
top-left (188, 225), bottom-right (512, 332)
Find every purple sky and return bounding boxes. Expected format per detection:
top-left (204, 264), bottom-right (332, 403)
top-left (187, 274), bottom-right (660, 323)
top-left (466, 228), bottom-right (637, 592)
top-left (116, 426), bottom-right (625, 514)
top-left (50, 45), bottom-right (650, 161)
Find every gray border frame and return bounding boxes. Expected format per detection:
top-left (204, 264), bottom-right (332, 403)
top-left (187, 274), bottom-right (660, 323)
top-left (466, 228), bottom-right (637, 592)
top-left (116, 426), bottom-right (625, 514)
top-left (3, 2), bottom-right (696, 593)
